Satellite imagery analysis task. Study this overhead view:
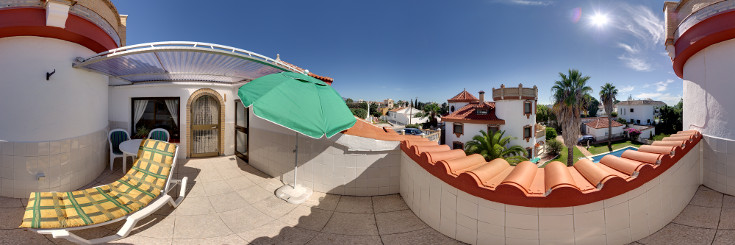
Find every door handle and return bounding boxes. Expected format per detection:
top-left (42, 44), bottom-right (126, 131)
top-left (211, 126), bottom-right (217, 129)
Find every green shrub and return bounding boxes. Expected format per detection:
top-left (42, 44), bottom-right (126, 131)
top-left (545, 127), bottom-right (557, 140)
top-left (546, 139), bottom-right (563, 156)
top-left (350, 108), bottom-right (367, 118)
top-left (610, 111), bottom-right (618, 118)
top-left (505, 155), bottom-right (529, 166)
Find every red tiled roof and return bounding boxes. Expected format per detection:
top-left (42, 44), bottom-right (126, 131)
top-left (585, 117), bottom-right (624, 129)
top-left (448, 90), bottom-right (479, 103)
top-left (389, 107), bottom-right (406, 112)
top-left (277, 58), bottom-right (334, 85)
top-left (340, 114), bottom-right (703, 207)
top-left (441, 102), bottom-right (505, 124)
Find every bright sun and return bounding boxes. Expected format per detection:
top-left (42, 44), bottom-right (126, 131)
top-left (591, 13), bottom-right (609, 27)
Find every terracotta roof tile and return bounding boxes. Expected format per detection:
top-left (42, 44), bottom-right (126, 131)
top-left (441, 102), bottom-right (505, 124)
top-left (343, 112), bottom-right (703, 207)
top-left (584, 117), bottom-right (623, 129)
top-left (616, 99), bottom-right (666, 106)
top-left (448, 90), bottom-right (479, 103)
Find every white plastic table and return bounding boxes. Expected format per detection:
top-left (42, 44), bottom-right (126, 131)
top-left (119, 139), bottom-right (143, 172)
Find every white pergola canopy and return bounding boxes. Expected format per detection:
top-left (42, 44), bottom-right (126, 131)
top-left (74, 41), bottom-right (305, 85)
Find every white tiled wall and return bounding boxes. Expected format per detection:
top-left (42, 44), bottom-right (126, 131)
top-left (248, 117), bottom-right (401, 196)
top-left (701, 135), bottom-right (735, 195)
top-left (400, 141), bottom-right (702, 245)
top-left (0, 128), bottom-right (108, 198)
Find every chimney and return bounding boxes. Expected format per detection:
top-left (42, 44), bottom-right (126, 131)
top-left (479, 90), bottom-right (485, 103)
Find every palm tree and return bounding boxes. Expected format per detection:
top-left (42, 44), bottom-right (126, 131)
top-left (418, 103), bottom-right (441, 128)
top-left (464, 130), bottom-right (527, 161)
top-left (599, 83), bottom-right (618, 152)
top-left (551, 69), bottom-right (592, 166)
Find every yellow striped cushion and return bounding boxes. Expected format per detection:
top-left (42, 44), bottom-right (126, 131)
top-left (20, 139), bottom-right (176, 229)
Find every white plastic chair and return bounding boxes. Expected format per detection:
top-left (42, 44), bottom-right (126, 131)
top-left (108, 129), bottom-right (130, 171)
top-left (148, 128), bottom-right (170, 142)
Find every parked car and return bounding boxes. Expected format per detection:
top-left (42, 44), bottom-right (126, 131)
top-left (577, 135), bottom-right (595, 145)
top-left (403, 128), bottom-right (425, 136)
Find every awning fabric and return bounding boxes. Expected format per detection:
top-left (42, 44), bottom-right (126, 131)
top-left (73, 41), bottom-right (303, 84)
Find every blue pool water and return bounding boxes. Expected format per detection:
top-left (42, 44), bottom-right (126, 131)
top-left (589, 146), bottom-right (638, 163)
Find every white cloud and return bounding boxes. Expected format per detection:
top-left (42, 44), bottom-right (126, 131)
top-left (618, 55), bottom-right (652, 71)
top-left (654, 79), bottom-right (674, 92)
top-left (634, 92), bottom-right (681, 105)
top-left (619, 85), bottom-right (634, 93)
top-left (492, 0), bottom-right (553, 6)
top-left (611, 3), bottom-right (664, 72)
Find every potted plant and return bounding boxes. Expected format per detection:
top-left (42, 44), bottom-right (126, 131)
top-left (133, 126), bottom-right (150, 139)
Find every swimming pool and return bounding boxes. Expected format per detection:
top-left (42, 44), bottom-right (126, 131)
top-left (588, 146), bottom-right (638, 163)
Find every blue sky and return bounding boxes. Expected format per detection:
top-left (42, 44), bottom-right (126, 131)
top-left (114, 0), bottom-right (680, 105)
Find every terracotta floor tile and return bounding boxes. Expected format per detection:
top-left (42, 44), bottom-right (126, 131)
top-left (638, 223), bottom-right (715, 245)
top-left (375, 210), bottom-right (428, 235)
top-left (381, 228), bottom-right (464, 245)
top-left (672, 204), bottom-right (721, 229)
top-left (322, 212), bottom-right (379, 236)
top-left (372, 194), bottom-right (409, 213)
top-left (335, 196), bottom-right (373, 214)
top-left (689, 186), bottom-right (723, 208)
top-left (713, 229), bottom-right (735, 245)
top-left (305, 233), bottom-right (382, 245)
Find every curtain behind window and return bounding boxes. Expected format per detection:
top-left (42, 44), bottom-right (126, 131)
top-left (133, 100), bottom-right (148, 126)
top-left (165, 99), bottom-right (179, 126)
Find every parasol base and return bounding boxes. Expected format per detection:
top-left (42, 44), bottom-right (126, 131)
top-left (275, 184), bottom-right (313, 204)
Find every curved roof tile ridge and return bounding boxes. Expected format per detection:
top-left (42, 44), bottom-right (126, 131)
top-left (341, 119), bottom-right (702, 207)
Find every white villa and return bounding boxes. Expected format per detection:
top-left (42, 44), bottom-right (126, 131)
top-left (442, 85), bottom-right (545, 158)
top-left (386, 106), bottom-right (428, 126)
top-left (583, 117), bottom-right (625, 141)
top-left (616, 99), bottom-right (666, 125)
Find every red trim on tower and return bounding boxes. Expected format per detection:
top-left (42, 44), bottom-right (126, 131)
top-left (0, 8), bottom-right (118, 53)
top-left (673, 10), bottom-right (735, 78)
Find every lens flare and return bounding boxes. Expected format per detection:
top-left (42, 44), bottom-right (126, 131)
top-left (570, 7), bottom-right (582, 23)
top-left (590, 13), bottom-right (609, 27)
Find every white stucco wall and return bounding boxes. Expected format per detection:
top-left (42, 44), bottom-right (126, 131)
top-left (401, 141), bottom-right (701, 244)
top-left (0, 37), bottom-right (108, 142)
top-left (108, 83), bottom-right (238, 158)
top-left (617, 105), bottom-right (656, 125)
top-left (248, 111), bottom-right (402, 196)
top-left (494, 100), bottom-right (536, 150)
top-left (448, 102), bottom-right (469, 113)
top-left (445, 123), bottom-right (490, 149)
top-left (587, 126), bottom-right (624, 141)
top-left (681, 38), bottom-right (735, 196)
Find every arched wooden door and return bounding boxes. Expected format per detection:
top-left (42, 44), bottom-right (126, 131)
top-left (190, 95), bottom-right (221, 157)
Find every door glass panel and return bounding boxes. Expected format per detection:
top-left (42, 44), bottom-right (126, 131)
top-left (236, 101), bottom-right (248, 127)
top-left (236, 130), bottom-right (247, 153)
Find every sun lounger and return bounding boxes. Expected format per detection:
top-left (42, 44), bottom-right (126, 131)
top-left (19, 139), bottom-right (188, 244)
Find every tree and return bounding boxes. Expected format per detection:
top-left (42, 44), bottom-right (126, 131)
top-left (551, 69), bottom-right (592, 166)
top-left (599, 83), bottom-right (618, 152)
top-left (464, 130), bottom-right (527, 161)
top-left (585, 94), bottom-right (600, 117)
top-left (546, 139), bottom-right (564, 156)
top-left (345, 98), bottom-right (354, 104)
top-left (545, 127), bottom-right (557, 140)
top-left (536, 104), bottom-right (550, 123)
top-left (610, 111), bottom-right (618, 118)
top-left (656, 99), bottom-right (683, 134)
top-left (419, 103), bottom-right (442, 129)
top-left (440, 102), bottom-right (449, 115)
top-left (350, 108), bottom-right (367, 118)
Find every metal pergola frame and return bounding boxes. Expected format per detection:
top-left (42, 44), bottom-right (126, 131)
top-left (73, 41), bottom-right (306, 85)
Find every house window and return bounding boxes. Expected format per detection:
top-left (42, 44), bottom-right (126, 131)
top-left (450, 106), bottom-right (455, 112)
top-left (488, 125), bottom-right (499, 135)
top-left (630, 108), bottom-right (634, 113)
top-left (453, 141), bottom-right (464, 150)
top-left (524, 101), bottom-right (532, 115)
top-left (131, 97), bottom-right (180, 142)
top-left (630, 119), bottom-right (634, 123)
top-left (477, 109), bottom-right (488, 115)
top-left (453, 123), bottom-right (464, 135)
top-left (647, 119), bottom-right (651, 124)
top-left (523, 125), bottom-right (532, 139)
top-left (637, 120), bottom-right (640, 125)
top-left (526, 147), bottom-right (533, 158)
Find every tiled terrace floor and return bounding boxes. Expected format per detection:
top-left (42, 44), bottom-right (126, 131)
top-left (0, 156), bottom-right (732, 244)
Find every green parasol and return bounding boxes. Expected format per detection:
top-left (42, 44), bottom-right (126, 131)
top-left (237, 72), bottom-right (356, 203)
